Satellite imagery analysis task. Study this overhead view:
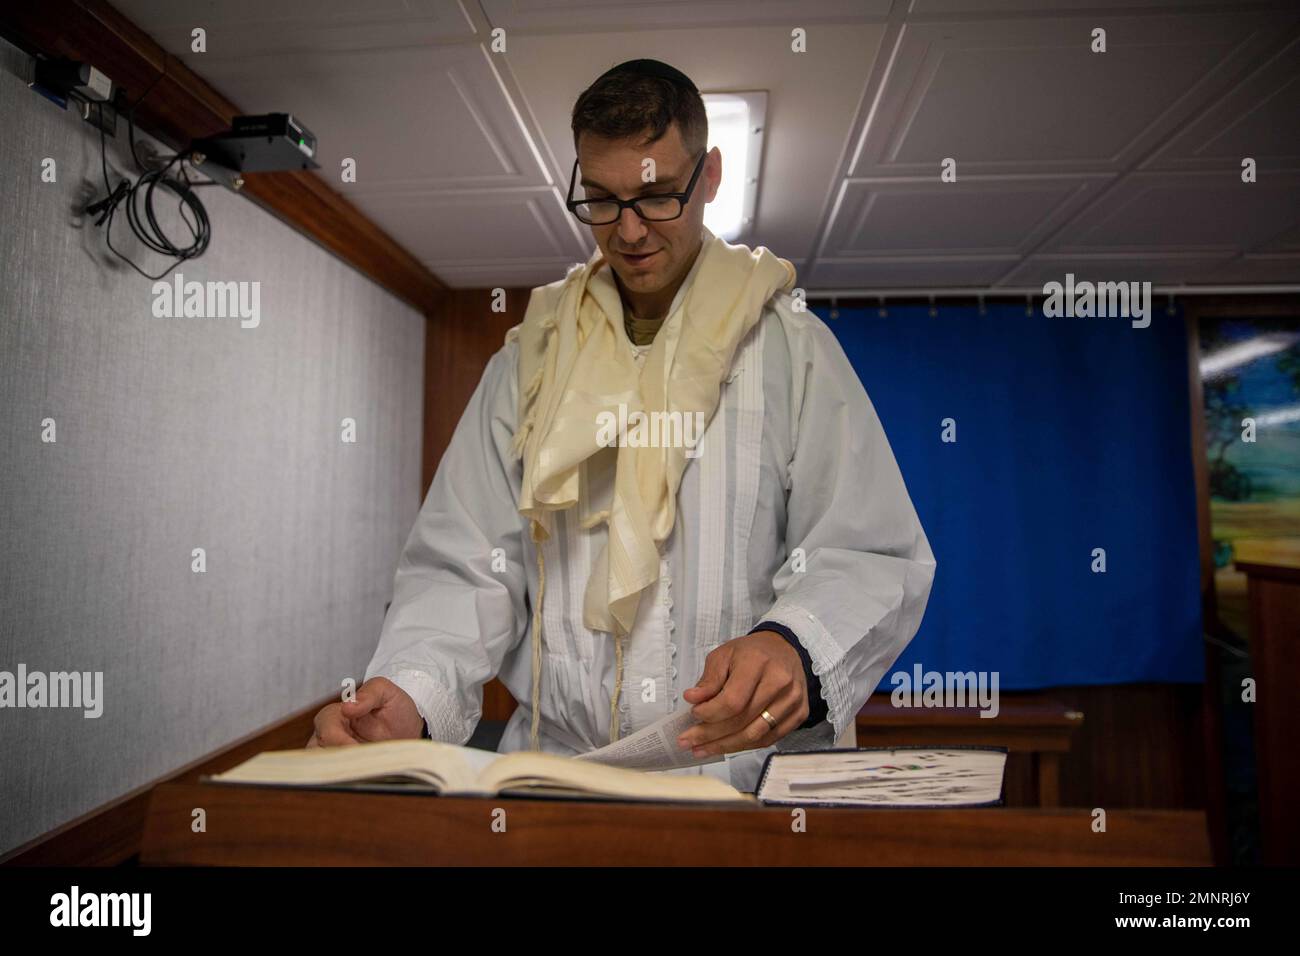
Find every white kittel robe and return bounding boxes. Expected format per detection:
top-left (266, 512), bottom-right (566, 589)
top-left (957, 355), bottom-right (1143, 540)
top-left (365, 239), bottom-right (937, 792)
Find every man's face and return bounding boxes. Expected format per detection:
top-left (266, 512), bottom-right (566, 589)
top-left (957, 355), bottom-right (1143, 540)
top-left (575, 123), bottom-right (720, 296)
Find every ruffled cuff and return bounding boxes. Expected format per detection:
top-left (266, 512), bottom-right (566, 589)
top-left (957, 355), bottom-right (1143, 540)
top-left (375, 662), bottom-right (470, 744)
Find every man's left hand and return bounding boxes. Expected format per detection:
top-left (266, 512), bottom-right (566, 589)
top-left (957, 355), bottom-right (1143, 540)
top-left (677, 630), bottom-right (808, 757)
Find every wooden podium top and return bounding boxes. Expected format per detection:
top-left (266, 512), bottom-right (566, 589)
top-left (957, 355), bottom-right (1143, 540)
top-left (141, 781), bottom-right (1211, 866)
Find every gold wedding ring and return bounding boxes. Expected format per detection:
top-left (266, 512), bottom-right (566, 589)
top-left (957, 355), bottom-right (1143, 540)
top-left (760, 709), bottom-right (778, 729)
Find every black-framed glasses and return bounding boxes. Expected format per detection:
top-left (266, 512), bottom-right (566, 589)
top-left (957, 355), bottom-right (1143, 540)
top-left (565, 151), bottom-right (707, 225)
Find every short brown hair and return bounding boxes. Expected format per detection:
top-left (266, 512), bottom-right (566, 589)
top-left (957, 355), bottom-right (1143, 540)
top-left (571, 65), bottom-right (707, 158)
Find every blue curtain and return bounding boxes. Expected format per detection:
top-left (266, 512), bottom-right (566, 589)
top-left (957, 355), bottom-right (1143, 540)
top-left (818, 303), bottom-right (1203, 687)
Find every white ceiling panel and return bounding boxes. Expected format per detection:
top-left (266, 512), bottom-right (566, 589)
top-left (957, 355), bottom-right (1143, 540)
top-left (847, 12), bottom-right (1287, 178)
top-left (108, 0), bottom-right (1300, 290)
top-left (433, 260), bottom-right (587, 288)
top-left (813, 255), bottom-right (1020, 289)
top-left (1141, 34), bottom-right (1300, 172)
top-left (1196, 254), bottom-right (1300, 284)
top-left (1257, 224), bottom-right (1300, 253)
top-left (113, 0), bottom-right (477, 55)
top-left (1038, 170), bottom-right (1300, 255)
top-left (910, 0), bottom-right (1242, 13)
top-left (478, 0), bottom-right (891, 34)
top-left (351, 186), bottom-right (586, 266)
top-left (998, 252), bottom-right (1237, 287)
top-left (185, 43), bottom-right (551, 191)
top-left (823, 175), bottom-right (1110, 258)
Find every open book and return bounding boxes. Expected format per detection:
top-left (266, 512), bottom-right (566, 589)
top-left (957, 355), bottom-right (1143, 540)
top-left (756, 747), bottom-right (1007, 808)
top-left (209, 737), bottom-right (753, 805)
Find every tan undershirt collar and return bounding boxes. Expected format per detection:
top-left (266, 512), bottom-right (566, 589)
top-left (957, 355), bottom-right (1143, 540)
top-left (624, 311), bottom-right (667, 346)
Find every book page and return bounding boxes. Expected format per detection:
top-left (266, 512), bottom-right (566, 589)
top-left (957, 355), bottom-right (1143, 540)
top-left (456, 745), bottom-right (503, 779)
top-left (572, 704), bottom-right (725, 771)
top-left (207, 738), bottom-right (752, 804)
top-left (208, 740), bottom-right (484, 793)
top-left (478, 751), bottom-right (753, 805)
top-left (758, 748), bottom-right (1007, 807)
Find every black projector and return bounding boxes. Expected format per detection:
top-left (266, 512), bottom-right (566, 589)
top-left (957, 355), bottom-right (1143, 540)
top-left (192, 113), bottom-right (319, 173)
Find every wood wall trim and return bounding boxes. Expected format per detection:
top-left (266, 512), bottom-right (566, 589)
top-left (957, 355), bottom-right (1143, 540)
top-left (423, 289), bottom-right (532, 723)
top-left (0, 0), bottom-right (447, 316)
top-left (0, 695), bottom-right (332, 866)
top-left (1184, 310), bottom-right (1228, 866)
top-left (422, 289), bottom-right (530, 493)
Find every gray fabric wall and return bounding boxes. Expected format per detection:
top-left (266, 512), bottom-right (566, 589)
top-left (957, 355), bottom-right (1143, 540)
top-left (0, 39), bottom-right (425, 855)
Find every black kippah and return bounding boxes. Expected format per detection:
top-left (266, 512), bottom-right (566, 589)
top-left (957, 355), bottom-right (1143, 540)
top-left (592, 58), bottom-right (699, 94)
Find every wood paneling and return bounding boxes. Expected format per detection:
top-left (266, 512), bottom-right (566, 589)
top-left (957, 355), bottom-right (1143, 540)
top-left (422, 288), bottom-right (530, 493)
top-left (1033, 684), bottom-right (1206, 810)
top-left (1235, 543), bottom-right (1300, 865)
top-left (423, 288), bottom-right (532, 720)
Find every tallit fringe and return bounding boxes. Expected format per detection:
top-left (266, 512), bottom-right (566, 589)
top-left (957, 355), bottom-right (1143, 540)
top-left (510, 421), bottom-right (532, 459)
top-left (610, 631), bottom-right (625, 743)
top-left (523, 365), bottom-right (544, 402)
top-left (529, 524), bottom-right (546, 752)
top-left (522, 301), bottom-right (566, 746)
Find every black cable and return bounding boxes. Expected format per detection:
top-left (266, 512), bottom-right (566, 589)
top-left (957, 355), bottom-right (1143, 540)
top-left (88, 98), bottom-right (212, 281)
top-left (123, 70), bottom-right (164, 173)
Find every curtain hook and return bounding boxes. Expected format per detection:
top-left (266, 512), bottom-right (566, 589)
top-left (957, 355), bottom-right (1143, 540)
top-left (977, 293), bottom-right (987, 317)
top-left (877, 295), bottom-right (887, 318)
top-left (829, 295), bottom-right (839, 320)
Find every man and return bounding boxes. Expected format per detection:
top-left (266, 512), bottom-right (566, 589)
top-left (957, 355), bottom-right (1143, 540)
top-left (309, 58), bottom-right (935, 791)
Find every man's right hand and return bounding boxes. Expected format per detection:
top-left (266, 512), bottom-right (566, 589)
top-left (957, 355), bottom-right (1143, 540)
top-left (307, 676), bottom-right (424, 748)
